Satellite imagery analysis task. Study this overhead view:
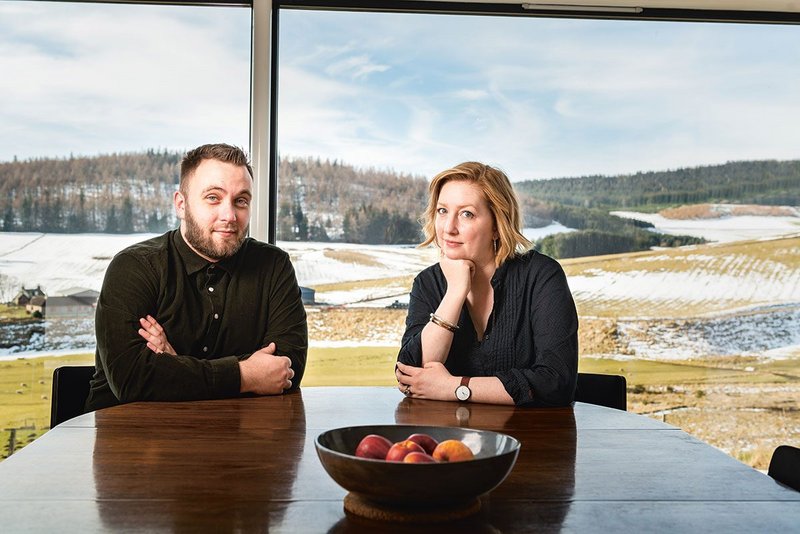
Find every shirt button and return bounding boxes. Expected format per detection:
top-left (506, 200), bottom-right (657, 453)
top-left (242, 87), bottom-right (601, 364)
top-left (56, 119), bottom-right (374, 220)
top-left (213, 313), bottom-right (219, 319)
top-left (208, 287), bottom-right (214, 292)
top-left (203, 346), bottom-right (208, 352)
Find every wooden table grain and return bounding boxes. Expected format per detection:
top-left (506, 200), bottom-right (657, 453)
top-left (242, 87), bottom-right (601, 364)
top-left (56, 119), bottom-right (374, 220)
top-left (0, 387), bottom-right (797, 532)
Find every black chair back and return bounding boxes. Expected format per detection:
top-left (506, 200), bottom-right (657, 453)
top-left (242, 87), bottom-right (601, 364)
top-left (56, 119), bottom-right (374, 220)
top-left (768, 445), bottom-right (800, 492)
top-left (50, 365), bottom-right (95, 428)
top-left (575, 372), bottom-right (627, 411)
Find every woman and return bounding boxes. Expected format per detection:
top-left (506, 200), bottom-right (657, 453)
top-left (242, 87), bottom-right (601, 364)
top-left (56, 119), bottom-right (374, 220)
top-left (396, 162), bottom-right (578, 406)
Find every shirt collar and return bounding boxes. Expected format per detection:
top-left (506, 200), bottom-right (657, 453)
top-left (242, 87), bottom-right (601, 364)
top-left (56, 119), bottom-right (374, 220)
top-left (491, 256), bottom-right (512, 287)
top-left (215, 244), bottom-right (242, 274)
top-left (173, 229), bottom-right (209, 276)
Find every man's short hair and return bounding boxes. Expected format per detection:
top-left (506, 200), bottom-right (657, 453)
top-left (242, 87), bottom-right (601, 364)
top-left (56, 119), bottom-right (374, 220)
top-left (180, 143), bottom-right (253, 193)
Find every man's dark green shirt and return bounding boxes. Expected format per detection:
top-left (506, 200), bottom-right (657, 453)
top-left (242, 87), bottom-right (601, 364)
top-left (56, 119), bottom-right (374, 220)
top-left (86, 230), bottom-right (308, 412)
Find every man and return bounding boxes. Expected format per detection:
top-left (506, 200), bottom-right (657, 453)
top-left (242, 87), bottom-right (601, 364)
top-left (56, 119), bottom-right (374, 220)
top-left (86, 143), bottom-right (307, 411)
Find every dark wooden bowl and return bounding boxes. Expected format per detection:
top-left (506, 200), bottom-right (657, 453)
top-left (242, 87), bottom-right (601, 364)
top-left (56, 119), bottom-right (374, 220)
top-left (315, 424), bottom-right (520, 506)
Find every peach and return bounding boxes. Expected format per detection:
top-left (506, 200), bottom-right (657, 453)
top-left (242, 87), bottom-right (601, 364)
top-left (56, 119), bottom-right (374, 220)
top-left (403, 451), bottom-right (436, 463)
top-left (355, 434), bottom-right (393, 460)
top-left (432, 439), bottom-right (475, 462)
top-left (406, 433), bottom-right (439, 455)
top-left (385, 439), bottom-right (425, 462)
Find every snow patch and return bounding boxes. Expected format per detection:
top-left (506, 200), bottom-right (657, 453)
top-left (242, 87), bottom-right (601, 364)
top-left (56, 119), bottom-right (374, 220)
top-left (611, 210), bottom-right (800, 243)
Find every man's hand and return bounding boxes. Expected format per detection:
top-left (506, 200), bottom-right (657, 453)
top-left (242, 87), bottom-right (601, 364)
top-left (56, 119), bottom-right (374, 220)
top-left (239, 342), bottom-right (295, 395)
top-left (138, 315), bottom-right (176, 355)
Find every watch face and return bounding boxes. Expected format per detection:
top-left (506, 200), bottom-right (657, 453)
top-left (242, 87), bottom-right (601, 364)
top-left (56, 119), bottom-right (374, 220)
top-left (455, 385), bottom-right (471, 401)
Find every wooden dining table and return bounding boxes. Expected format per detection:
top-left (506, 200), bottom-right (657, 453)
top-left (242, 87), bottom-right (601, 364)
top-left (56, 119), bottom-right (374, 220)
top-left (0, 386), bottom-right (798, 532)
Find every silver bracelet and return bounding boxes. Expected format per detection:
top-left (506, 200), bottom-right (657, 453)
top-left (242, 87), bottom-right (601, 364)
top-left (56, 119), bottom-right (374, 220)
top-left (429, 313), bottom-right (459, 332)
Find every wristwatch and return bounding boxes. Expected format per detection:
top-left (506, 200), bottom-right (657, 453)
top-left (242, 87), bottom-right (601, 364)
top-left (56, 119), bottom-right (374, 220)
top-left (455, 376), bottom-right (472, 402)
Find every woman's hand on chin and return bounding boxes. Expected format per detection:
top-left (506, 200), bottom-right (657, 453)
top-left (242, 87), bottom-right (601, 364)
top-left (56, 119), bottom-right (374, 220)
top-left (439, 254), bottom-right (475, 298)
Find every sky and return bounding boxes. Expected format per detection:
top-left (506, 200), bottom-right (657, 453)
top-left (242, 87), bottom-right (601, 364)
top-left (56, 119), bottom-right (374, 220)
top-left (1, 2), bottom-right (799, 181)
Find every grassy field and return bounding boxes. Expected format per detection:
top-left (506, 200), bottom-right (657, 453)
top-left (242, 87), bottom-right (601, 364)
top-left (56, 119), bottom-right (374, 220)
top-left (0, 353), bottom-right (95, 458)
top-left (310, 275), bottom-right (415, 294)
top-left (0, 304), bottom-right (30, 320)
top-left (3, 346), bottom-right (797, 469)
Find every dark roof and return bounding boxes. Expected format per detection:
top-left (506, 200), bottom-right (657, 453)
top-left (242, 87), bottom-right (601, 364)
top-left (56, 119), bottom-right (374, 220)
top-left (55, 288), bottom-right (100, 298)
top-left (47, 295), bottom-right (97, 308)
top-left (16, 286), bottom-right (46, 299)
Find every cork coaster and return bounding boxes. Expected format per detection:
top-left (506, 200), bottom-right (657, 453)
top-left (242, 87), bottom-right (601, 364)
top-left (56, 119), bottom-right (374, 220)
top-left (343, 492), bottom-right (481, 523)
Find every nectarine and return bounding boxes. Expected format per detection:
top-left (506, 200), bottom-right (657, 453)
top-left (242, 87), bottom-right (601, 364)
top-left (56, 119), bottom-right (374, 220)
top-left (355, 434), bottom-right (393, 460)
top-left (385, 440), bottom-right (425, 462)
top-left (406, 433), bottom-right (439, 455)
top-left (432, 439), bottom-right (474, 462)
top-left (403, 451), bottom-right (436, 463)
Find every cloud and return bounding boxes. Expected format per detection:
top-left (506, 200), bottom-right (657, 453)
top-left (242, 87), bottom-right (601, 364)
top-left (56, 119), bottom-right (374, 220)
top-left (452, 89), bottom-right (490, 100)
top-left (0, 3), bottom-right (250, 161)
top-left (325, 54), bottom-right (390, 81)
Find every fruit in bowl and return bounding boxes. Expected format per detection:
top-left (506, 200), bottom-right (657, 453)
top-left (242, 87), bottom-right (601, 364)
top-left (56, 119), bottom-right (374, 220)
top-left (315, 425), bottom-right (521, 506)
top-left (385, 439), bottom-right (425, 462)
top-left (403, 451), bottom-right (436, 463)
top-left (406, 433), bottom-right (439, 455)
top-left (354, 434), bottom-right (392, 460)
top-left (353, 432), bottom-right (475, 463)
top-left (432, 439), bottom-right (475, 462)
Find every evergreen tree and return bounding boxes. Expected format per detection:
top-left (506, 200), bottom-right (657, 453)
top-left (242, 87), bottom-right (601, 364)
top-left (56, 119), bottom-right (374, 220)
top-left (106, 205), bottom-right (119, 233)
top-left (293, 201), bottom-right (308, 241)
top-left (119, 196), bottom-right (134, 233)
top-left (342, 212), bottom-right (353, 243)
top-left (2, 205), bottom-right (14, 231)
top-left (278, 202), bottom-right (293, 240)
top-left (21, 195), bottom-right (32, 231)
top-left (308, 220), bottom-right (330, 242)
top-left (74, 189), bottom-right (88, 232)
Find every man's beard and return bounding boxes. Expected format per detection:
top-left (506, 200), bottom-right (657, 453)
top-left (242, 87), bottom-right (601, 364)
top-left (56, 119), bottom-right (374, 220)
top-left (184, 205), bottom-right (248, 261)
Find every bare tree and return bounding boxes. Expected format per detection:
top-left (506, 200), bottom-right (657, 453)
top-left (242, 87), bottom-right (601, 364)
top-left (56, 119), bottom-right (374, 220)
top-left (0, 273), bottom-right (20, 303)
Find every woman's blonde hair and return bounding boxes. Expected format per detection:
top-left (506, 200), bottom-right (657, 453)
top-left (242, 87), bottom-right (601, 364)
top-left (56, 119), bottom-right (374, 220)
top-left (421, 162), bottom-right (532, 266)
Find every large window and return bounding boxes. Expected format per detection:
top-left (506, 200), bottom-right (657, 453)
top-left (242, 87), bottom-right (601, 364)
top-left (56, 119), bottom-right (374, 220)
top-left (1, 1), bottom-right (797, 470)
top-left (0, 0), bottom-right (250, 457)
top-left (277, 8), bottom-right (800, 469)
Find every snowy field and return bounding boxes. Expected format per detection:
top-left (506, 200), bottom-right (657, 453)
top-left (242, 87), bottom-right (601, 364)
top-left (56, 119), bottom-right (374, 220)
top-left (0, 224), bottom-right (574, 305)
top-left (611, 210), bottom-right (800, 243)
top-left (1, 206), bottom-right (798, 359)
top-left (2, 211), bottom-right (796, 306)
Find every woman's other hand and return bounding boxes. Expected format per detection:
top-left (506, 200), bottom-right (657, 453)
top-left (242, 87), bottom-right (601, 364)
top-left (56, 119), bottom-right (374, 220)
top-left (396, 361), bottom-right (459, 401)
top-left (138, 315), bottom-right (176, 355)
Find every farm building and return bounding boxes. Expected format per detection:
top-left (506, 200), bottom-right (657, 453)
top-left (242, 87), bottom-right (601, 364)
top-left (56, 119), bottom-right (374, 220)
top-left (12, 285), bottom-right (45, 307)
top-left (45, 288), bottom-right (100, 319)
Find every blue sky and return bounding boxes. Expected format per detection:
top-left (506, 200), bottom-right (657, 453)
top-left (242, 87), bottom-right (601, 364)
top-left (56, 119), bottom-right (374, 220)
top-left (1, 2), bottom-right (799, 182)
